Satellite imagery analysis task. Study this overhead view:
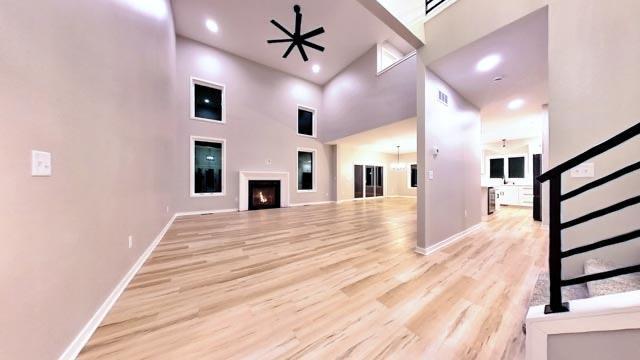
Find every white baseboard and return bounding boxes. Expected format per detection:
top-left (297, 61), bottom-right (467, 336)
top-left (415, 222), bottom-right (483, 256)
top-left (174, 208), bottom-right (238, 217)
top-left (58, 214), bottom-right (177, 360)
top-left (289, 200), bottom-right (335, 207)
top-left (385, 195), bottom-right (416, 198)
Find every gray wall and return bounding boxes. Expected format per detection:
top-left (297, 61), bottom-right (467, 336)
top-left (0, 0), bottom-right (177, 358)
top-left (322, 46), bottom-right (417, 142)
top-left (416, 66), bottom-right (482, 250)
top-left (547, 0), bottom-right (640, 278)
top-left (389, 153), bottom-right (418, 197)
top-left (174, 37), bottom-right (335, 213)
top-left (419, 0), bottom-right (640, 276)
top-left (335, 145), bottom-right (395, 201)
top-left (548, 329), bottom-right (640, 360)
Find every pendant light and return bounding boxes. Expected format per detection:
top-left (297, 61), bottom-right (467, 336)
top-left (391, 145), bottom-right (405, 171)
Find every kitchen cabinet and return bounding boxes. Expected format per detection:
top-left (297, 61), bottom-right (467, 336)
top-left (495, 185), bottom-right (533, 207)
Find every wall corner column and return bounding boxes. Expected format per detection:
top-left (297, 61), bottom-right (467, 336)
top-left (416, 47), bottom-right (429, 253)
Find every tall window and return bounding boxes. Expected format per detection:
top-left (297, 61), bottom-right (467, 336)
top-left (191, 137), bottom-right (225, 196)
top-left (297, 106), bottom-right (316, 137)
top-left (508, 156), bottom-right (526, 178)
top-left (488, 156), bottom-right (527, 180)
top-left (490, 158), bottom-right (505, 179)
top-left (191, 77), bottom-right (225, 123)
top-left (410, 164), bottom-right (418, 188)
top-left (297, 149), bottom-right (315, 191)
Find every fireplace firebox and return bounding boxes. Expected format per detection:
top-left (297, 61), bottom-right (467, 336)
top-left (248, 180), bottom-right (281, 210)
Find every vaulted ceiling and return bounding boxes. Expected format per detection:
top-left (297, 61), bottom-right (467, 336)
top-left (172, 0), bottom-right (413, 85)
top-left (429, 8), bottom-right (548, 139)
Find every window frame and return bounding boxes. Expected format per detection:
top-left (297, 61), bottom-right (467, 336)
top-left (487, 154), bottom-right (528, 181)
top-left (489, 157), bottom-right (506, 179)
top-left (190, 76), bottom-right (226, 124)
top-left (190, 136), bottom-right (226, 197)
top-left (376, 42), bottom-right (417, 75)
top-left (296, 147), bottom-right (317, 193)
top-left (296, 105), bottom-right (317, 138)
top-left (408, 163), bottom-right (418, 188)
top-left (508, 156), bottom-right (527, 179)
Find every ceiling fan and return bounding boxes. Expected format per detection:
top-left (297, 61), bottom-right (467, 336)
top-left (267, 5), bottom-right (325, 62)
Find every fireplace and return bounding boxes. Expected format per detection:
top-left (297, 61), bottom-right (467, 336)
top-left (248, 180), bottom-right (281, 210)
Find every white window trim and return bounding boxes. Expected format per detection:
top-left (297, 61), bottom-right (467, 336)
top-left (190, 136), bottom-right (226, 197)
top-left (376, 42), bottom-right (417, 76)
top-left (487, 154), bottom-right (528, 180)
top-left (296, 147), bottom-right (317, 193)
top-left (296, 105), bottom-right (317, 138)
top-left (190, 76), bottom-right (226, 124)
top-left (408, 163), bottom-right (418, 188)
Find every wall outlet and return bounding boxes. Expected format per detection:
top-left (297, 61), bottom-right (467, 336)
top-left (128, 236), bottom-right (133, 249)
top-left (428, 170), bottom-right (434, 180)
top-left (570, 163), bottom-right (595, 178)
top-left (265, 159), bottom-right (272, 165)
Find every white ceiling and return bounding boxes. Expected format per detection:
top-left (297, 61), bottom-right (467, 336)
top-left (172, 0), bottom-right (413, 85)
top-left (330, 117), bottom-right (417, 154)
top-left (429, 8), bottom-right (548, 134)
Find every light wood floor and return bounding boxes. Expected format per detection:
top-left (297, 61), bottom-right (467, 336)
top-left (79, 198), bottom-right (547, 359)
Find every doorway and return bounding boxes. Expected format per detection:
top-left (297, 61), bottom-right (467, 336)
top-left (354, 165), bottom-right (384, 198)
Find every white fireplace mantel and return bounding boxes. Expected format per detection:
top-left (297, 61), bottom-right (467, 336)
top-left (239, 171), bottom-right (290, 211)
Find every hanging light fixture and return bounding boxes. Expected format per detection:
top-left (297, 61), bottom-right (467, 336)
top-left (391, 145), bottom-right (405, 171)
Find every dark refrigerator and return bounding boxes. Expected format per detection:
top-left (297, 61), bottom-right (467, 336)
top-left (533, 154), bottom-right (542, 221)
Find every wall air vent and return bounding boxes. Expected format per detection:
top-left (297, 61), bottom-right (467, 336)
top-left (438, 90), bottom-right (449, 106)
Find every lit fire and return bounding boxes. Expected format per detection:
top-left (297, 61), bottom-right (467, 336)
top-left (258, 191), bottom-right (268, 204)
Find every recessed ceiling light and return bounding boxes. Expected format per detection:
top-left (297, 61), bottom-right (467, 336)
top-left (312, 64), bottom-right (321, 74)
top-left (508, 98), bottom-right (525, 110)
top-left (206, 19), bottom-right (219, 33)
top-left (476, 54), bottom-right (501, 72)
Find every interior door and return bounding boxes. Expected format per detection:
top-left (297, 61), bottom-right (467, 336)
top-left (354, 165), bottom-right (363, 198)
top-left (365, 166), bottom-right (375, 197)
top-left (375, 166), bottom-right (383, 197)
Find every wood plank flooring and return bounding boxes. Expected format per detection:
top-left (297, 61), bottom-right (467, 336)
top-left (79, 198), bottom-right (547, 359)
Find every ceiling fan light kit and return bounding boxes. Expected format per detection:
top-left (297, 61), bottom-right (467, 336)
top-left (267, 5), bottom-right (325, 62)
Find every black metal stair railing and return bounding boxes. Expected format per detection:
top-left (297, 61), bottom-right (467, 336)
top-left (537, 121), bottom-right (640, 314)
top-left (426, 0), bottom-right (449, 15)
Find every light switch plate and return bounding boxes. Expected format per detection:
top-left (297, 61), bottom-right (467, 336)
top-left (428, 170), bottom-right (434, 180)
top-left (570, 162), bottom-right (594, 178)
top-left (31, 150), bottom-right (52, 176)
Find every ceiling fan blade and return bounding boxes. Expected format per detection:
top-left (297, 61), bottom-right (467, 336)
top-left (270, 19), bottom-right (294, 37)
top-left (302, 40), bottom-right (325, 52)
top-left (297, 43), bottom-right (309, 62)
top-left (301, 27), bottom-right (325, 40)
top-left (295, 9), bottom-right (302, 35)
top-left (282, 42), bottom-right (296, 58)
top-left (267, 38), bottom-right (294, 44)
